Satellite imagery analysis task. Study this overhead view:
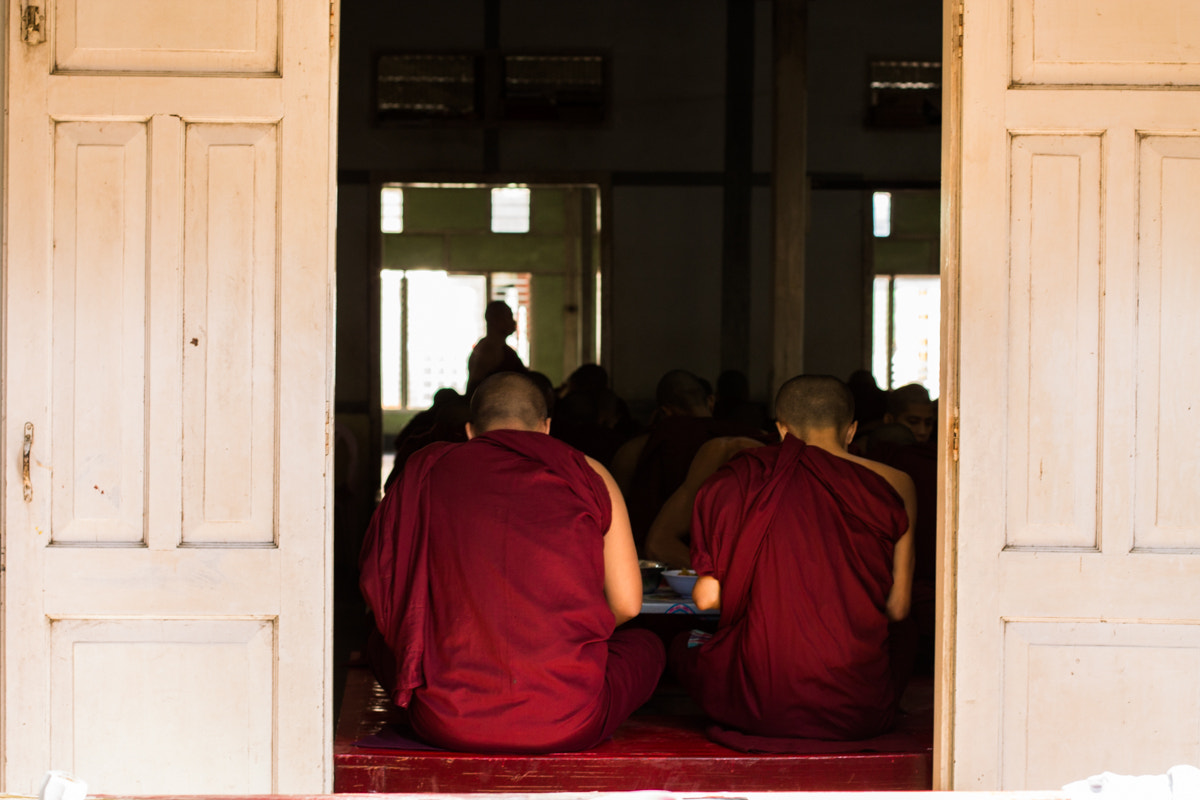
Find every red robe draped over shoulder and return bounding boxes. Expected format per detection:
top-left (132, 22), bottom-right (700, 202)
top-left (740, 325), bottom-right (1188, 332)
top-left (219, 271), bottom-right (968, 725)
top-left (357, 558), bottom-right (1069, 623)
top-left (359, 430), bottom-right (624, 752)
top-left (626, 415), bottom-right (769, 552)
top-left (688, 435), bottom-right (909, 740)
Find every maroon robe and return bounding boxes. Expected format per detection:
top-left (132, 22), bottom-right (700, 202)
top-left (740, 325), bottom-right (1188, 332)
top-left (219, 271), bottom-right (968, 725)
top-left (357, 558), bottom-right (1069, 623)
top-left (683, 435), bottom-right (909, 740)
top-left (626, 415), bottom-right (770, 553)
top-left (360, 429), bottom-right (662, 752)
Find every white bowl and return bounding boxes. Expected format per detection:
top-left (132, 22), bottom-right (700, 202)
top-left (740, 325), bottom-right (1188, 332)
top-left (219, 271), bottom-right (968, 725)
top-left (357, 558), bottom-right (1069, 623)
top-left (662, 569), bottom-right (699, 598)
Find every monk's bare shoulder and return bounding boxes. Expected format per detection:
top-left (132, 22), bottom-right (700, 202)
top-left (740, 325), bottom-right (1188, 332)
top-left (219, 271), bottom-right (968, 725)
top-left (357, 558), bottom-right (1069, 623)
top-left (694, 436), bottom-right (766, 474)
top-left (836, 450), bottom-right (916, 504)
top-left (584, 454), bottom-right (617, 485)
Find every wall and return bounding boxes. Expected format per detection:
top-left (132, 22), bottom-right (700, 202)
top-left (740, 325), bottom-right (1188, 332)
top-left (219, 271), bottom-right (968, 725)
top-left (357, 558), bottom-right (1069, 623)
top-left (804, 0), bottom-right (942, 380)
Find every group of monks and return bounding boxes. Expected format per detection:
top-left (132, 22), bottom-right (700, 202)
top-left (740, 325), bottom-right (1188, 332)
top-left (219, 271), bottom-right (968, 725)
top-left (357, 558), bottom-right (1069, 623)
top-left (359, 359), bottom-right (935, 753)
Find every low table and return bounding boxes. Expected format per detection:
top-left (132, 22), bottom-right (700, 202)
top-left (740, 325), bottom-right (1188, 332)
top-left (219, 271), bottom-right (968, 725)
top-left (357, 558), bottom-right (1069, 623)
top-left (640, 588), bottom-right (718, 616)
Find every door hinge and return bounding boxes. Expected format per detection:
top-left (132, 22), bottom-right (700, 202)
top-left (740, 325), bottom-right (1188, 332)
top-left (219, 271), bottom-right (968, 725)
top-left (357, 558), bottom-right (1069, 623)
top-left (951, 410), bottom-right (960, 463)
top-left (21, 1), bottom-right (46, 45)
top-left (325, 402), bottom-right (333, 457)
top-left (329, 0), bottom-right (338, 49)
top-left (952, 2), bottom-right (964, 59)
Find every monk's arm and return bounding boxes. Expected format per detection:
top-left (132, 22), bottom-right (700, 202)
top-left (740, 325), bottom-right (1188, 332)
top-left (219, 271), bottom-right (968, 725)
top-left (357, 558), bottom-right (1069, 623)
top-left (885, 472), bottom-right (918, 622)
top-left (609, 433), bottom-right (647, 497)
top-left (692, 575), bottom-right (721, 610)
top-left (587, 456), bottom-right (643, 625)
top-left (643, 485), bottom-right (694, 568)
top-left (645, 437), bottom-right (765, 569)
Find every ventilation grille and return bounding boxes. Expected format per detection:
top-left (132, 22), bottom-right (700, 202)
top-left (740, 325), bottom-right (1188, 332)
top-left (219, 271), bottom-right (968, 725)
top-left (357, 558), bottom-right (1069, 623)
top-left (868, 60), bottom-right (941, 128)
top-left (502, 54), bottom-right (607, 123)
top-left (376, 54), bottom-right (480, 123)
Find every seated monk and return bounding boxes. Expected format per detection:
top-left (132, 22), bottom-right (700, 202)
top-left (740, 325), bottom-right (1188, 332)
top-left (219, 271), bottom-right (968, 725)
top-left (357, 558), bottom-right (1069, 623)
top-left (866, 417), bottom-right (939, 683)
top-left (672, 374), bottom-right (916, 741)
top-left (644, 435), bottom-right (767, 568)
top-left (611, 369), bottom-right (769, 554)
top-left (360, 372), bottom-right (665, 753)
top-left (883, 383), bottom-right (935, 445)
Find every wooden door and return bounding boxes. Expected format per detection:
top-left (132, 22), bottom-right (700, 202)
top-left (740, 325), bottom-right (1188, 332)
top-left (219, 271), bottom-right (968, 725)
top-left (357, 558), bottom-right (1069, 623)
top-left (950, 0), bottom-right (1200, 788)
top-left (3, 0), bottom-right (337, 793)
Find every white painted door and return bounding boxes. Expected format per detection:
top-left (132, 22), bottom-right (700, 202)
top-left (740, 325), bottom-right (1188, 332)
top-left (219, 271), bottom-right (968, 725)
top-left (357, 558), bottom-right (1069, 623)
top-left (951, 0), bottom-right (1200, 789)
top-left (3, 0), bottom-right (337, 793)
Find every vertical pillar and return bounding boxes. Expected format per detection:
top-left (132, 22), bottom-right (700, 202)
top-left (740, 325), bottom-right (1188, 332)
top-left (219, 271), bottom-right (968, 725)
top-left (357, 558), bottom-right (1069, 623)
top-left (720, 0), bottom-right (755, 375)
top-left (483, 0), bottom-right (500, 172)
top-left (771, 0), bottom-right (807, 400)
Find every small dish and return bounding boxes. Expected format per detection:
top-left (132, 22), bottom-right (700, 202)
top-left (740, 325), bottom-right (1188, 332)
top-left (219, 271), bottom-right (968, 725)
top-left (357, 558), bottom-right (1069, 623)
top-left (662, 569), bottom-right (698, 598)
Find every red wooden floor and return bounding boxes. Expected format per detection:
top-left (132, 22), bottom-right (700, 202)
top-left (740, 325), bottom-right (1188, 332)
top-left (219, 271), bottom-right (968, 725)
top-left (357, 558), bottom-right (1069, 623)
top-left (334, 667), bottom-right (933, 793)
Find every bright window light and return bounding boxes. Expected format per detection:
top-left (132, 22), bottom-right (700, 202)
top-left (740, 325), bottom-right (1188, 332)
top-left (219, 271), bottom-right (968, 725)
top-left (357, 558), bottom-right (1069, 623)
top-left (381, 186), bottom-right (404, 233)
top-left (872, 274), bottom-right (940, 398)
top-left (491, 187), bottom-right (531, 233)
top-left (406, 271), bottom-right (488, 408)
top-left (872, 191), bottom-right (892, 238)
top-left (380, 270), bottom-right (404, 408)
top-left (871, 276), bottom-right (892, 391)
top-left (382, 270), bottom-right (537, 410)
top-left (491, 274), bottom-right (531, 366)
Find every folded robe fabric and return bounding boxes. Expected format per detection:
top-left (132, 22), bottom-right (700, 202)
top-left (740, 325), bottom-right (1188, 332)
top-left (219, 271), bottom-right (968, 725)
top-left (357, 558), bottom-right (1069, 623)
top-left (688, 435), bottom-right (909, 741)
top-left (626, 415), bottom-right (771, 552)
top-left (359, 429), bottom-right (623, 752)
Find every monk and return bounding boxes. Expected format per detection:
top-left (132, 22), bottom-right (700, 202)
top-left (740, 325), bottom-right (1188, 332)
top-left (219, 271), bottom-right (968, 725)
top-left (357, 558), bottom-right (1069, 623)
top-left (883, 383), bottom-right (935, 444)
top-left (869, 389), bottom-right (939, 683)
top-left (643, 435), bottom-right (766, 568)
top-left (465, 301), bottom-right (527, 396)
top-left (611, 369), bottom-right (768, 554)
top-left (360, 372), bottom-right (665, 753)
top-left (674, 375), bottom-right (916, 741)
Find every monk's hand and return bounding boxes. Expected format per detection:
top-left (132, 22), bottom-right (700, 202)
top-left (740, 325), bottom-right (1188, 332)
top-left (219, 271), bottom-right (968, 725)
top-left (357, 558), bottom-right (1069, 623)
top-left (692, 575), bottom-right (721, 611)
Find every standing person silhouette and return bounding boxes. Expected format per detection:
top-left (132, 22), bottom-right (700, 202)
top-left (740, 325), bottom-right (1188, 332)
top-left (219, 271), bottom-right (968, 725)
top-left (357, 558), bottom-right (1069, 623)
top-left (466, 300), bottom-right (527, 396)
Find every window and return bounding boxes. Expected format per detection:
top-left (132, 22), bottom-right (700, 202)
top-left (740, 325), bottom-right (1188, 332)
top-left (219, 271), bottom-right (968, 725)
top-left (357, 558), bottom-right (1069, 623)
top-left (491, 187), bottom-right (531, 233)
top-left (867, 60), bottom-right (941, 128)
top-left (375, 52), bottom-right (607, 126)
top-left (380, 270), bottom-right (532, 410)
top-left (502, 54), bottom-right (607, 123)
top-left (872, 191), bottom-right (892, 238)
top-left (380, 186), bottom-right (404, 233)
top-left (872, 275), bottom-right (940, 398)
top-left (376, 53), bottom-right (481, 124)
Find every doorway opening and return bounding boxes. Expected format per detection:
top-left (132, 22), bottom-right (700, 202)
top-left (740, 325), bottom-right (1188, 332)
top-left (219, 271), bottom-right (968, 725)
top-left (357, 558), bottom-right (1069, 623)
top-left (374, 181), bottom-right (604, 485)
top-left (867, 188), bottom-right (942, 399)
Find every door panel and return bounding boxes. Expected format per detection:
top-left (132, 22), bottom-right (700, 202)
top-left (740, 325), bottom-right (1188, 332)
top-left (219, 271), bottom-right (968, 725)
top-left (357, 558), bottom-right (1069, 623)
top-left (4, 0), bottom-right (335, 793)
top-left (1000, 620), bottom-right (1200, 789)
top-left (1135, 136), bottom-right (1200, 550)
top-left (55, 0), bottom-right (279, 74)
top-left (1004, 134), bottom-right (1102, 551)
top-left (51, 121), bottom-right (148, 546)
top-left (954, 0), bottom-right (1200, 788)
top-left (1012, 0), bottom-right (1200, 85)
top-left (49, 618), bottom-right (275, 793)
top-left (182, 122), bottom-right (279, 546)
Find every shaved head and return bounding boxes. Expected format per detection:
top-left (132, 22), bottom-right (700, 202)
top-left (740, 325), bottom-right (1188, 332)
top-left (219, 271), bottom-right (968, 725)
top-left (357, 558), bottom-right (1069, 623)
top-left (774, 375), bottom-right (855, 436)
top-left (655, 369), bottom-right (712, 416)
top-left (886, 383), bottom-right (935, 444)
top-left (887, 383), bottom-right (931, 417)
top-left (469, 372), bottom-right (549, 433)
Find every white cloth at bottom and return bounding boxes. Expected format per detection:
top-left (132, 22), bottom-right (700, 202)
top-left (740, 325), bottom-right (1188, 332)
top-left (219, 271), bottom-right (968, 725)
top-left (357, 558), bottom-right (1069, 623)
top-left (1063, 764), bottom-right (1200, 800)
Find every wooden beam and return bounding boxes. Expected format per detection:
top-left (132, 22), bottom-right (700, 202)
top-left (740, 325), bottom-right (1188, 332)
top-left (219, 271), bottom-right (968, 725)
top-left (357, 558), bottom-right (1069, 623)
top-left (720, 0), bottom-right (756, 375)
top-left (934, 0), bottom-right (965, 790)
top-left (771, 0), bottom-right (808, 401)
